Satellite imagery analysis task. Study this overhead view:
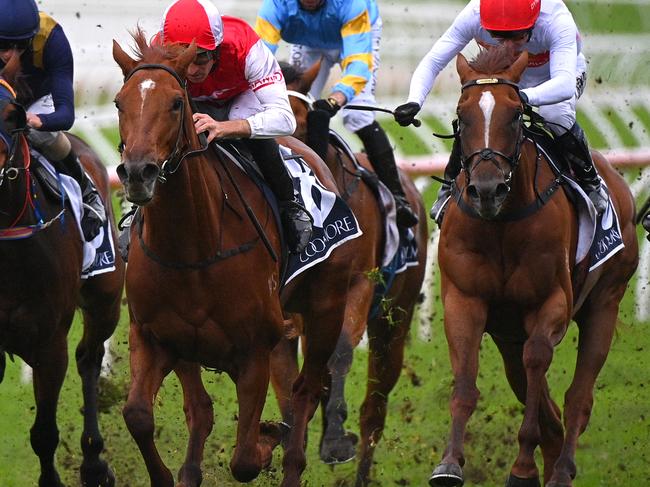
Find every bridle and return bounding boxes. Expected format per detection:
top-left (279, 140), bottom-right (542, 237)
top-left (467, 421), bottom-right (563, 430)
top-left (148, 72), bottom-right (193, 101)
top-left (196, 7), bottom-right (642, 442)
top-left (120, 63), bottom-right (209, 181)
top-left (457, 78), bottom-right (526, 192)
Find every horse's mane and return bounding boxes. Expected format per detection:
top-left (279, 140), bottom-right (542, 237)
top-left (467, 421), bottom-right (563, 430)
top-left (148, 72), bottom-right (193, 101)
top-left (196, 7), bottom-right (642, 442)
top-left (129, 27), bottom-right (185, 64)
top-left (278, 61), bottom-right (302, 86)
top-left (468, 43), bottom-right (520, 75)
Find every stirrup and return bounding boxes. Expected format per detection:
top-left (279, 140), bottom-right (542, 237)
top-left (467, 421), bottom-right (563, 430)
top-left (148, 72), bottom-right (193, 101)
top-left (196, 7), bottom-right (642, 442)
top-left (430, 186), bottom-right (452, 228)
top-left (587, 185), bottom-right (608, 215)
top-left (80, 178), bottom-right (107, 241)
top-left (394, 195), bottom-right (418, 228)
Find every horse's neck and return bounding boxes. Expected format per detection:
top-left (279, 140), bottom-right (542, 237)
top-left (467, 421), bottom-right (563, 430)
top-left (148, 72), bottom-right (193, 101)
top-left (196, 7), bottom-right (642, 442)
top-left (142, 154), bottom-right (223, 250)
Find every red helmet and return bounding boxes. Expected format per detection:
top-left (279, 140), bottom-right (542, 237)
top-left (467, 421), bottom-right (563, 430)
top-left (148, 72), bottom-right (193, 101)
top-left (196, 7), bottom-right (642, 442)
top-left (160, 0), bottom-right (224, 51)
top-left (480, 0), bottom-right (541, 31)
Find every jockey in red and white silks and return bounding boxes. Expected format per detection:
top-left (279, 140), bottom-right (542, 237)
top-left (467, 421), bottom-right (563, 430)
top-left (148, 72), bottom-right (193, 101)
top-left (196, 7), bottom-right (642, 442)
top-left (406, 0), bottom-right (586, 131)
top-left (159, 0), bottom-right (296, 138)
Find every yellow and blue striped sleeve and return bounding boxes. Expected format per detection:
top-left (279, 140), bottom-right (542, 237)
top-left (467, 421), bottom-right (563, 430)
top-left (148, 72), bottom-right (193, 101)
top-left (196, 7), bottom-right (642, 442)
top-left (332, 5), bottom-right (373, 100)
top-left (254, 0), bottom-right (283, 54)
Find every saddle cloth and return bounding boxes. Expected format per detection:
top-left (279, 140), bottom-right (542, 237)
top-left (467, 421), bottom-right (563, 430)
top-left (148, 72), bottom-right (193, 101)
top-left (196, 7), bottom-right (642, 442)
top-left (31, 150), bottom-right (116, 279)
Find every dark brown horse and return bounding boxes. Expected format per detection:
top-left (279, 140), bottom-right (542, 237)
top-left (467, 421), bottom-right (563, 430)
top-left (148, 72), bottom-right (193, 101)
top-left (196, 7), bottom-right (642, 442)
top-left (430, 46), bottom-right (639, 487)
top-left (0, 55), bottom-right (124, 486)
top-left (112, 31), bottom-right (354, 487)
top-left (277, 61), bottom-right (428, 486)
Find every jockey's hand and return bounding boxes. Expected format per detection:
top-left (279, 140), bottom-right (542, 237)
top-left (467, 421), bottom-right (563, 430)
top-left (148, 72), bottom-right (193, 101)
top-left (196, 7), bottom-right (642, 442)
top-left (519, 91), bottom-right (533, 113)
top-left (26, 112), bottom-right (43, 129)
top-left (394, 102), bottom-right (420, 127)
top-left (313, 97), bottom-right (341, 118)
top-left (192, 113), bottom-right (251, 142)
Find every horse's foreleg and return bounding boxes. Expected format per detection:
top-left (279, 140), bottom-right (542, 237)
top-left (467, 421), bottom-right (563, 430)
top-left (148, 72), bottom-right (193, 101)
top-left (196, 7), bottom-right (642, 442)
top-left (230, 348), bottom-right (273, 482)
top-left (174, 360), bottom-right (214, 487)
top-left (76, 301), bottom-right (120, 487)
top-left (320, 278), bottom-right (373, 465)
top-left (549, 296), bottom-right (621, 487)
top-left (430, 291), bottom-right (486, 487)
top-left (356, 304), bottom-right (412, 487)
top-left (493, 338), bottom-right (563, 486)
top-left (122, 321), bottom-right (175, 487)
top-left (509, 291), bottom-right (569, 487)
top-left (31, 332), bottom-right (68, 487)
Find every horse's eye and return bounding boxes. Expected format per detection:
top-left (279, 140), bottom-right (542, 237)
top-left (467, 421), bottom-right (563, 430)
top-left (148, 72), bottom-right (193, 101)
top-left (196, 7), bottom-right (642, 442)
top-left (172, 98), bottom-right (183, 111)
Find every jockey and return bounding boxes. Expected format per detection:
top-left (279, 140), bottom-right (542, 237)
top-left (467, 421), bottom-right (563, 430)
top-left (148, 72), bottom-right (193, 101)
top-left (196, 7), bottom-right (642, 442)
top-left (0, 0), bottom-right (105, 241)
top-left (158, 0), bottom-right (312, 253)
top-left (255, 0), bottom-right (419, 229)
top-left (394, 0), bottom-right (609, 226)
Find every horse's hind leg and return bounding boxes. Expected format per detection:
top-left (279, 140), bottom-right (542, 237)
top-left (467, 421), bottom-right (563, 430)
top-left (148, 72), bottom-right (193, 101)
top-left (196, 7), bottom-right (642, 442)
top-left (230, 348), bottom-right (276, 483)
top-left (174, 361), bottom-right (214, 487)
top-left (356, 303), bottom-right (412, 487)
top-left (269, 335), bottom-right (300, 447)
top-left (493, 337), bottom-right (563, 486)
top-left (122, 320), bottom-right (176, 487)
top-left (31, 332), bottom-right (68, 487)
top-left (549, 295), bottom-right (624, 487)
top-left (76, 285), bottom-right (122, 487)
top-left (282, 303), bottom-right (345, 487)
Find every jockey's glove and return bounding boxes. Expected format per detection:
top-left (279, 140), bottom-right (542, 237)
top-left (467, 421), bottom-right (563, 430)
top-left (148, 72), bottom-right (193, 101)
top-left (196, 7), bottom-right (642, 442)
top-left (313, 97), bottom-right (341, 118)
top-left (394, 102), bottom-right (421, 127)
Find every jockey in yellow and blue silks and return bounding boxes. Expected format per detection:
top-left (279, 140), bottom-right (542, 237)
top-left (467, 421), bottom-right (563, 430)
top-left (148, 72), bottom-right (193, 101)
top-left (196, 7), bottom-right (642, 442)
top-left (255, 0), bottom-right (418, 228)
top-left (0, 0), bottom-right (105, 240)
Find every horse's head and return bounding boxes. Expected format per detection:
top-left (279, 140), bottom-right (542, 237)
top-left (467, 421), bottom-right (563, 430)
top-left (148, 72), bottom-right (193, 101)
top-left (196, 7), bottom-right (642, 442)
top-left (0, 53), bottom-right (28, 179)
top-left (112, 29), bottom-right (199, 204)
top-left (454, 44), bottom-right (528, 219)
top-left (281, 60), bottom-right (321, 143)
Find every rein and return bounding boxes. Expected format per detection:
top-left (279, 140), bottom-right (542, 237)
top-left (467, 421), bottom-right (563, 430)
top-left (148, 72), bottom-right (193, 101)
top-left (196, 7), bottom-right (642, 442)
top-left (121, 63), bottom-right (209, 181)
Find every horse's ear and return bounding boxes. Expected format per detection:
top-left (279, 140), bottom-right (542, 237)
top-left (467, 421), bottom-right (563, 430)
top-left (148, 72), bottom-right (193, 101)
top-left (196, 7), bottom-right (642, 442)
top-left (175, 42), bottom-right (197, 77)
top-left (299, 59), bottom-right (322, 94)
top-left (506, 50), bottom-right (528, 82)
top-left (456, 53), bottom-right (475, 84)
top-left (113, 40), bottom-right (137, 78)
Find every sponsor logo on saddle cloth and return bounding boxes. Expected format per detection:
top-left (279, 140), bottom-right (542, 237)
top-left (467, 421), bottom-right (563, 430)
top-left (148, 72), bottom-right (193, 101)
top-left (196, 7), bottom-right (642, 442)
top-left (282, 148), bottom-right (363, 284)
top-left (30, 151), bottom-right (116, 279)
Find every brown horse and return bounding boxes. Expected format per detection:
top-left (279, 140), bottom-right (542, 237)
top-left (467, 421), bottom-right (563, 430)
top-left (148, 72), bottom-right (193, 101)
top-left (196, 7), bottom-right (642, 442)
top-left (112, 31), bottom-right (354, 487)
top-left (0, 55), bottom-right (124, 486)
top-left (430, 45), bottom-right (639, 487)
top-left (277, 61), bottom-right (428, 486)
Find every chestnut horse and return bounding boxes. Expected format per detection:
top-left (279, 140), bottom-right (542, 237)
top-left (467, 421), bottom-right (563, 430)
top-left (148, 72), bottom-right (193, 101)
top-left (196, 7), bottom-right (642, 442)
top-left (112, 31), bottom-right (354, 487)
top-left (0, 55), bottom-right (124, 486)
top-left (277, 61), bottom-right (428, 486)
top-left (430, 46), bottom-right (639, 487)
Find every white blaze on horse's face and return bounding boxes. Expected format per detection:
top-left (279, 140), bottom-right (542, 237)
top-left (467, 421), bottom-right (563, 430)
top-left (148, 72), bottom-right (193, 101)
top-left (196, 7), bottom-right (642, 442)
top-left (478, 90), bottom-right (496, 147)
top-left (138, 79), bottom-right (156, 116)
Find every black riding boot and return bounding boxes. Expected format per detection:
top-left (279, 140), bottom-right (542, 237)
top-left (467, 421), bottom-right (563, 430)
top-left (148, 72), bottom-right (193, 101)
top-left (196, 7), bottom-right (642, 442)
top-left (557, 122), bottom-right (608, 214)
top-left (56, 149), bottom-right (106, 240)
top-left (306, 109), bottom-right (331, 161)
top-left (245, 138), bottom-right (313, 253)
top-left (430, 136), bottom-right (462, 227)
top-left (356, 121), bottom-right (418, 228)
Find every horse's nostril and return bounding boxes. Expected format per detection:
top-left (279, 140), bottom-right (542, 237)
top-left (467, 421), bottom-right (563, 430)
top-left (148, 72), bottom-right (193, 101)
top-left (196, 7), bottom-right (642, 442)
top-left (495, 183), bottom-right (510, 199)
top-left (467, 185), bottom-right (479, 199)
top-left (116, 164), bottom-right (128, 183)
top-left (142, 163), bottom-right (160, 183)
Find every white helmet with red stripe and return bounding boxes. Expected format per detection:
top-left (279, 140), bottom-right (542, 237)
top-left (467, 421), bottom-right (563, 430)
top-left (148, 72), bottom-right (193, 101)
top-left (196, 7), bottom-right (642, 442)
top-left (160, 0), bottom-right (224, 50)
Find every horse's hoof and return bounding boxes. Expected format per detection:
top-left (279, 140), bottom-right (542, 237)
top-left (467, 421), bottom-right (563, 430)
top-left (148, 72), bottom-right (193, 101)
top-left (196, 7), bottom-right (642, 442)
top-left (319, 431), bottom-right (358, 464)
top-left (259, 421), bottom-right (284, 450)
top-left (505, 473), bottom-right (541, 487)
top-left (80, 462), bottom-right (116, 487)
top-left (177, 463), bottom-right (202, 487)
top-left (429, 463), bottom-right (464, 487)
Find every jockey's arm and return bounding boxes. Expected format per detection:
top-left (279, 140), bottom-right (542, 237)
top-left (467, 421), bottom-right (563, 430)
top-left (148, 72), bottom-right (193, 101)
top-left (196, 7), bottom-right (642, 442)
top-left (329, 0), bottom-right (373, 104)
top-left (519, 16), bottom-right (578, 107)
top-left (244, 40), bottom-right (296, 138)
top-left (254, 0), bottom-right (283, 54)
top-left (36, 25), bottom-right (75, 132)
top-left (406, 1), bottom-right (478, 107)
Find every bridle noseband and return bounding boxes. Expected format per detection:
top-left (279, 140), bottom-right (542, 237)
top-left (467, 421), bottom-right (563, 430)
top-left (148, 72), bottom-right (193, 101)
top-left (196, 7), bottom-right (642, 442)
top-left (457, 78), bottom-right (526, 190)
top-left (121, 63), bottom-right (209, 181)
